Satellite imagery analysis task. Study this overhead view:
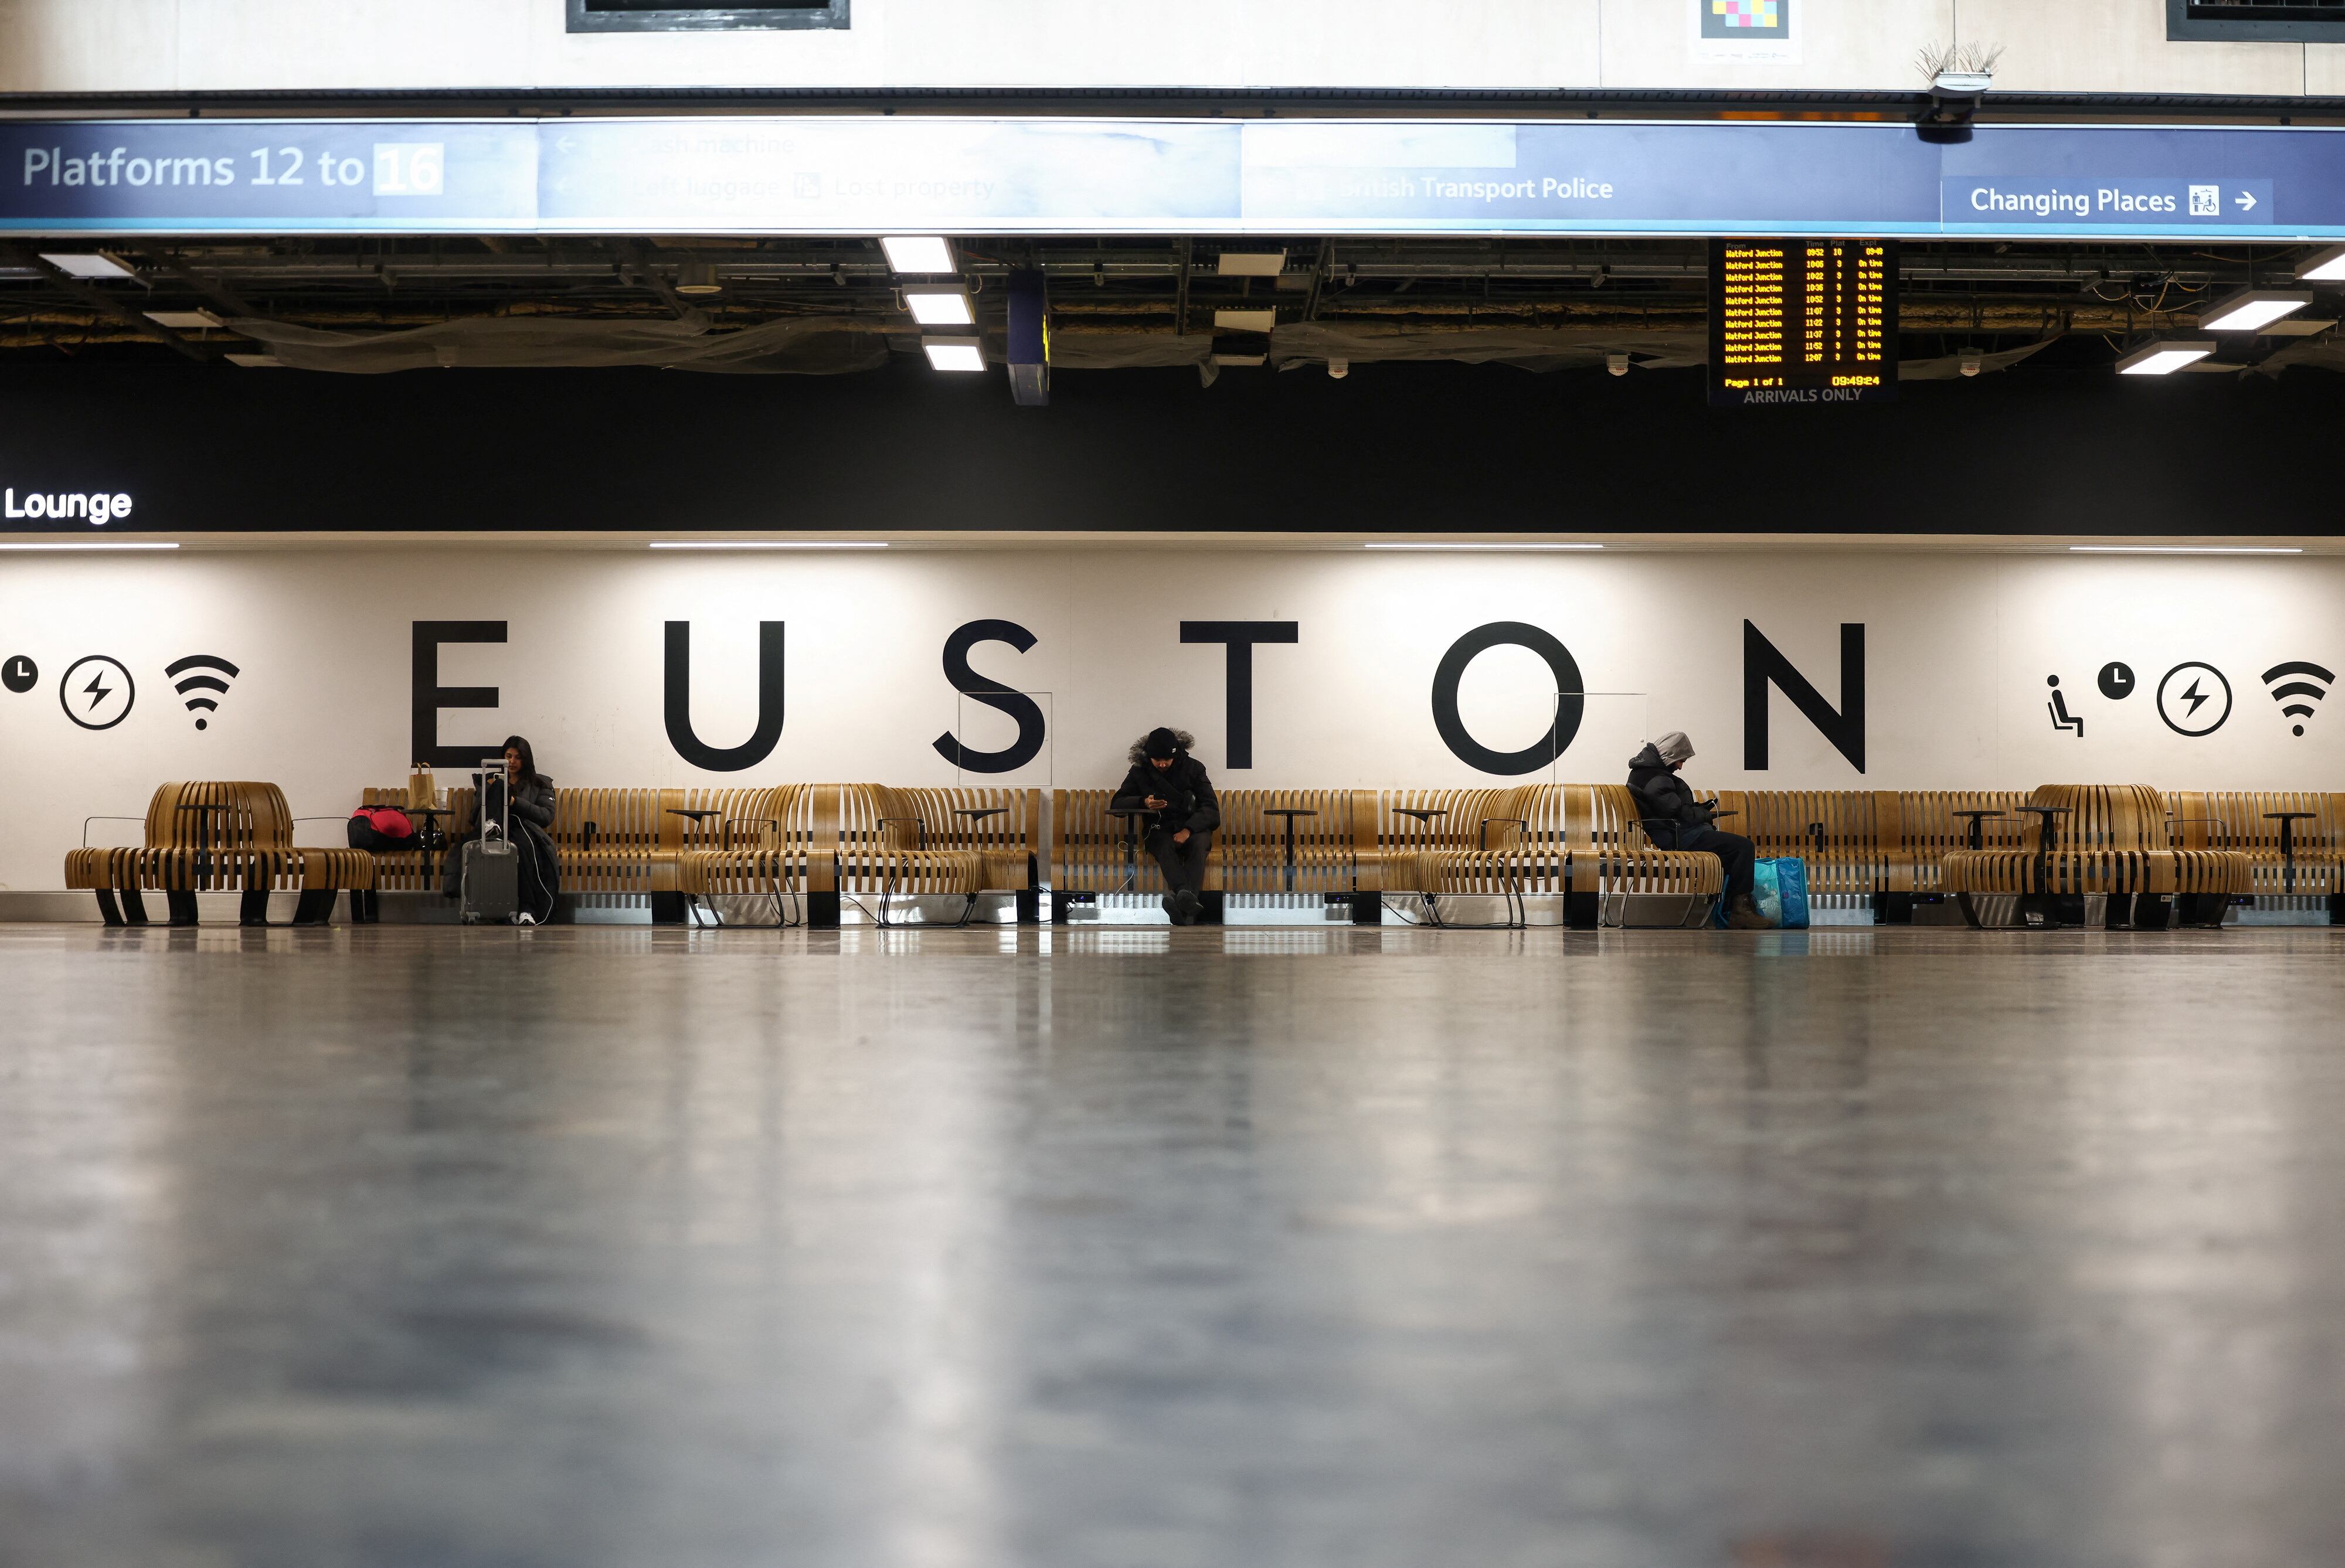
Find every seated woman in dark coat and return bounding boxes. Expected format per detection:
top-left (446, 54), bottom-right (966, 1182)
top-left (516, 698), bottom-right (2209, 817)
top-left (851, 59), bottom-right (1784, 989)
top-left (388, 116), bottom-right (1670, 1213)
top-left (440, 733), bottom-right (559, 924)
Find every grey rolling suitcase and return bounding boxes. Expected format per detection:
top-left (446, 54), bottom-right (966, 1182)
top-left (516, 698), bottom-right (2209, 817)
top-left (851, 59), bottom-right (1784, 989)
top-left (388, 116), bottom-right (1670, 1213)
top-left (460, 757), bottom-right (521, 924)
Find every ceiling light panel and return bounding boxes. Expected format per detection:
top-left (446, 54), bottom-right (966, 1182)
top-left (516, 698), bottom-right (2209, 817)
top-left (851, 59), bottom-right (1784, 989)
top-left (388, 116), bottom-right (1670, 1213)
top-left (2115, 339), bottom-right (2215, 376)
top-left (1212, 308), bottom-right (1277, 332)
top-left (923, 336), bottom-right (987, 372)
top-left (880, 236), bottom-right (956, 275)
top-left (39, 251), bottom-right (134, 279)
top-left (2198, 289), bottom-right (2312, 332)
top-left (903, 286), bottom-right (975, 326)
top-left (2298, 244), bottom-right (2345, 282)
top-left (1216, 251), bottom-right (1287, 277)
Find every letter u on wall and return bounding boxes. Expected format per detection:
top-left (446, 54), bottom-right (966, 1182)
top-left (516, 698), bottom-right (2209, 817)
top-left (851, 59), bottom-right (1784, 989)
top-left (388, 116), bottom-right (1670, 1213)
top-left (664, 620), bottom-right (785, 772)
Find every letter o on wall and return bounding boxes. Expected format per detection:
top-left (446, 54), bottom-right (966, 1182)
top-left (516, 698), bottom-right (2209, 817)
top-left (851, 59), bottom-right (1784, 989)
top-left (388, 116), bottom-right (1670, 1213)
top-left (1430, 621), bottom-right (1586, 776)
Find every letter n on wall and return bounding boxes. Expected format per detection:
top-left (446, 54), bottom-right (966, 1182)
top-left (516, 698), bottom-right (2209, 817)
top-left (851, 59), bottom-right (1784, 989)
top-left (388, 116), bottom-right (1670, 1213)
top-left (1744, 622), bottom-right (1864, 773)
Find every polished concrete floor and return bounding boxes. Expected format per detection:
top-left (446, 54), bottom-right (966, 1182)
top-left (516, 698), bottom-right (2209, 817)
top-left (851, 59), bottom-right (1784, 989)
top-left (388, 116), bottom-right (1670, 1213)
top-left (2, 923), bottom-right (2342, 1568)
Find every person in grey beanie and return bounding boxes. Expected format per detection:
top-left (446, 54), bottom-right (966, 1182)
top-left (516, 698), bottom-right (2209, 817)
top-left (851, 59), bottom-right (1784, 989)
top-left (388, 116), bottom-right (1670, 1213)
top-left (1110, 726), bottom-right (1221, 925)
top-left (1626, 730), bottom-right (1766, 929)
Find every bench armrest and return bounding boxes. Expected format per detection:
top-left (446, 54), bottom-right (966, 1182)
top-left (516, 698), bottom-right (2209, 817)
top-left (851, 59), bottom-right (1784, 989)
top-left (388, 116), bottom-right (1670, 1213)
top-left (82, 815), bottom-right (144, 848)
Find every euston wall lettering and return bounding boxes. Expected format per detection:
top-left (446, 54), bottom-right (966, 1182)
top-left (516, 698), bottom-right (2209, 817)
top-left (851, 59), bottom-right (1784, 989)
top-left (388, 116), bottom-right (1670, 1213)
top-left (1430, 621), bottom-right (1586, 776)
top-left (664, 620), bottom-right (786, 772)
top-left (1178, 620), bottom-right (1299, 769)
top-left (1744, 621), bottom-right (1865, 772)
top-left (933, 618), bottom-right (1046, 774)
top-left (410, 620), bottom-right (507, 769)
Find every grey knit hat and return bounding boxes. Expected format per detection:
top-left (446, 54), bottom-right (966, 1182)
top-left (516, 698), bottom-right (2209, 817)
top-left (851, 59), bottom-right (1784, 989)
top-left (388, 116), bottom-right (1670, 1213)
top-left (1655, 731), bottom-right (1695, 765)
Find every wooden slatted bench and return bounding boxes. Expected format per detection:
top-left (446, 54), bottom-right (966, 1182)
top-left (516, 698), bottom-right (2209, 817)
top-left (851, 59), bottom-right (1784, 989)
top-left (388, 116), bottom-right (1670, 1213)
top-left (1712, 788), bottom-right (1884, 921)
top-left (66, 780), bottom-right (375, 926)
top-left (2166, 789), bottom-right (2345, 910)
top-left (1940, 784), bottom-right (2251, 928)
top-left (878, 785), bottom-right (1045, 921)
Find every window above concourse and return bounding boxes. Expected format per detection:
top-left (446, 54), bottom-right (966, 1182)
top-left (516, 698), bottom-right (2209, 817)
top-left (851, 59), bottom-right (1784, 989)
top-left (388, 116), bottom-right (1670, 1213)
top-left (2169, 0), bottom-right (2345, 39)
top-left (566, 0), bottom-right (849, 32)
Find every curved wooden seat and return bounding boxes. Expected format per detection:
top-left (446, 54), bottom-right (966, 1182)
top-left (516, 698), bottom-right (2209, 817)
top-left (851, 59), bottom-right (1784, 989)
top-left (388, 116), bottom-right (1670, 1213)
top-left (876, 786), bottom-right (1041, 894)
top-left (2166, 789), bottom-right (2345, 897)
top-left (1940, 785), bottom-right (2252, 927)
top-left (1213, 788), bottom-right (1364, 895)
top-left (1713, 788), bottom-right (1883, 904)
top-left (67, 781), bottom-right (371, 926)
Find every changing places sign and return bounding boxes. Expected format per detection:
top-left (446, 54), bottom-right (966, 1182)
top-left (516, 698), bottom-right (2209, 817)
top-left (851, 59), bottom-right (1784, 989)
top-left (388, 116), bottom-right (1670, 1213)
top-left (1945, 177), bottom-right (2275, 228)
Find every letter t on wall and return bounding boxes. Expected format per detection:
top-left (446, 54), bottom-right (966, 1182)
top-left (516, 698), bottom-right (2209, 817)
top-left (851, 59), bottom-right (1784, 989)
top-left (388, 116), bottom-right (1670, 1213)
top-left (1179, 620), bottom-right (1299, 768)
top-left (412, 621), bottom-right (507, 768)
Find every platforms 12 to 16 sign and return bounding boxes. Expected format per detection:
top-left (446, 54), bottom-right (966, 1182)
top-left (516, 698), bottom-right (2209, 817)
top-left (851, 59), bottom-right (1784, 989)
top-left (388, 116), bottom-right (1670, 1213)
top-left (1708, 239), bottom-right (1898, 409)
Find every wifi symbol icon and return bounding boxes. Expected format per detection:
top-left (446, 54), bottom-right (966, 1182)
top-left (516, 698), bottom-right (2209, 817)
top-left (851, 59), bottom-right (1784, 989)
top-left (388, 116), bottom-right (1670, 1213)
top-left (165, 654), bottom-right (240, 732)
top-left (2262, 660), bottom-right (2334, 737)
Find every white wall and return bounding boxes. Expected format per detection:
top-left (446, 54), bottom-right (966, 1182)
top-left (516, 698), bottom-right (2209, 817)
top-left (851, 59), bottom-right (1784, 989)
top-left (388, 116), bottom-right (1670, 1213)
top-left (0, 544), bottom-right (2337, 889)
top-left (0, 0), bottom-right (2332, 98)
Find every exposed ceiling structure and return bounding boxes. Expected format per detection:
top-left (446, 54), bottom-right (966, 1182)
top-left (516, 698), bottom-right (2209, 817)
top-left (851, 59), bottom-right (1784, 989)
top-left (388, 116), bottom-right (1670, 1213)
top-left (2, 233), bottom-right (2339, 380)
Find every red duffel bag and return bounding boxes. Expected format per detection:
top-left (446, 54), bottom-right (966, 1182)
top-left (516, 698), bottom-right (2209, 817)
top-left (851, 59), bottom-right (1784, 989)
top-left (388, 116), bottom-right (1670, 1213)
top-left (347, 807), bottom-right (417, 852)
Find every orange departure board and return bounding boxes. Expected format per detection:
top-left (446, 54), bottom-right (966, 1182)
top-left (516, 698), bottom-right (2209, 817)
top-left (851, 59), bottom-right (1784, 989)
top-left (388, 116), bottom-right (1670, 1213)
top-left (1709, 239), bottom-right (1898, 407)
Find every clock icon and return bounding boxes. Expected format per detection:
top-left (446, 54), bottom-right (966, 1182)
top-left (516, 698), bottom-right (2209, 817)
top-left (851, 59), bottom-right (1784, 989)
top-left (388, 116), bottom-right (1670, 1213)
top-left (2, 655), bottom-right (35, 695)
top-left (2097, 661), bottom-right (2136, 701)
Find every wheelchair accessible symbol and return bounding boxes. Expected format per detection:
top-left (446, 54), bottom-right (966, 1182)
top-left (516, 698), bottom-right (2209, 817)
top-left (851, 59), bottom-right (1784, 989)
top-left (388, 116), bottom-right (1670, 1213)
top-left (2156, 661), bottom-right (2231, 737)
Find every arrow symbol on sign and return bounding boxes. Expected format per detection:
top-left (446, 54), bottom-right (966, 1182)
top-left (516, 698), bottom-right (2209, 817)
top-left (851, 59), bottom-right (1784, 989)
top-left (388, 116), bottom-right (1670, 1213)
top-left (2237, 190), bottom-right (2258, 212)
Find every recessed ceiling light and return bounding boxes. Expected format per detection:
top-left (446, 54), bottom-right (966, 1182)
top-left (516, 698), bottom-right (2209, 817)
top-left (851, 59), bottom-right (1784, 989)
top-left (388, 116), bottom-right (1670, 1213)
top-left (903, 285), bottom-right (975, 326)
top-left (2115, 339), bottom-right (2215, 376)
top-left (1364, 542), bottom-right (1603, 551)
top-left (144, 309), bottom-right (223, 329)
top-left (0, 541), bottom-right (178, 551)
top-left (881, 236), bottom-right (955, 275)
top-left (2298, 244), bottom-right (2345, 283)
top-left (1217, 251), bottom-right (1287, 277)
top-left (1213, 308), bottom-right (1278, 333)
top-left (922, 336), bottom-right (987, 372)
top-left (224, 353), bottom-right (284, 368)
top-left (648, 541), bottom-right (889, 550)
top-left (2069, 545), bottom-right (2302, 555)
top-left (39, 251), bottom-right (133, 280)
top-left (673, 259), bottom-right (723, 296)
top-left (2198, 288), bottom-right (2312, 332)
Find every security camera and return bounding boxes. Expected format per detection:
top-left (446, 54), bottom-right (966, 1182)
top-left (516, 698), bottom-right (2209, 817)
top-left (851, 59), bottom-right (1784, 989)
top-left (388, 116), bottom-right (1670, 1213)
top-left (1959, 347), bottom-right (1983, 377)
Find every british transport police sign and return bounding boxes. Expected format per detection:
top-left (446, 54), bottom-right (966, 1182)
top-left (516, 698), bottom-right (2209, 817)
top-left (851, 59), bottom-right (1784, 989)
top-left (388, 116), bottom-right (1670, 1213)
top-left (2, 118), bottom-right (2344, 240)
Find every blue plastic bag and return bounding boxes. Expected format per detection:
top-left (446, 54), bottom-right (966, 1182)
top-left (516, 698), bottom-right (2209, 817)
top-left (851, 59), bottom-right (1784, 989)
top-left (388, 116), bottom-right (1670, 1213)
top-left (1718, 858), bottom-right (1812, 929)
top-left (1758, 858), bottom-right (1810, 929)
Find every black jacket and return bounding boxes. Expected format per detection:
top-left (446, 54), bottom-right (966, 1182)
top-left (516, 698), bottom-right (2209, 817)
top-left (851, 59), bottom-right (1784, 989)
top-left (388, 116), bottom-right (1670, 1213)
top-left (1626, 744), bottom-right (1714, 839)
top-left (1111, 753), bottom-right (1221, 836)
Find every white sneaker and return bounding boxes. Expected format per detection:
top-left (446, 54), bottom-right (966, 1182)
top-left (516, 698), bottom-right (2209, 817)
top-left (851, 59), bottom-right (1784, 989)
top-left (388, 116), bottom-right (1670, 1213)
top-left (515, 911), bottom-right (538, 927)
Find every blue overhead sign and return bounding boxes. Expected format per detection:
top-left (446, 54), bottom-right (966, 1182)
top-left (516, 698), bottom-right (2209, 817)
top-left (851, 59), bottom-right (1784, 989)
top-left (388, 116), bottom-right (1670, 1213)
top-left (5, 117), bottom-right (2345, 239)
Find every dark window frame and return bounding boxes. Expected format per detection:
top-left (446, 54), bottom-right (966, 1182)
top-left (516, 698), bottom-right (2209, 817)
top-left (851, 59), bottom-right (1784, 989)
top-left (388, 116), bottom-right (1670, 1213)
top-left (2169, 0), bottom-right (2345, 40)
top-left (566, 0), bottom-right (849, 32)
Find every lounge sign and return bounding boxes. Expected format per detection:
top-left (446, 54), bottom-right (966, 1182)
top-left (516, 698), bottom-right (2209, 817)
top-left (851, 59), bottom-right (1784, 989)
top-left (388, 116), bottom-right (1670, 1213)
top-left (4, 485), bottom-right (133, 525)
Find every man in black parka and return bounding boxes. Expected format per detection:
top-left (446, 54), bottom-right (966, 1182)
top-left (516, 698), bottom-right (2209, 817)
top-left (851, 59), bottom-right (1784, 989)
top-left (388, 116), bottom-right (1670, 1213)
top-left (1627, 730), bottom-right (1768, 929)
top-left (1112, 726), bottom-right (1221, 925)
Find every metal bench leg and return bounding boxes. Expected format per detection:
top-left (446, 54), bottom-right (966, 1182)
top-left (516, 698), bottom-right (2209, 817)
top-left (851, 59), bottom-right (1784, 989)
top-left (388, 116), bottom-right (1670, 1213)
top-left (121, 887), bottom-right (150, 925)
top-left (166, 890), bottom-right (200, 927)
top-left (1015, 887), bottom-right (1041, 926)
top-left (291, 889), bottom-right (336, 926)
top-left (93, 889), bottom-right (125, 927)
top-left (239, 888), bottom-right (271, 927)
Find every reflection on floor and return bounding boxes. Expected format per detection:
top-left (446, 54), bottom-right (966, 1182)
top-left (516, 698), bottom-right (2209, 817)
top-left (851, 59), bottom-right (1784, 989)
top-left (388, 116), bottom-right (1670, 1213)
top-left (2, 925), bottom-right (2341, 1568)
